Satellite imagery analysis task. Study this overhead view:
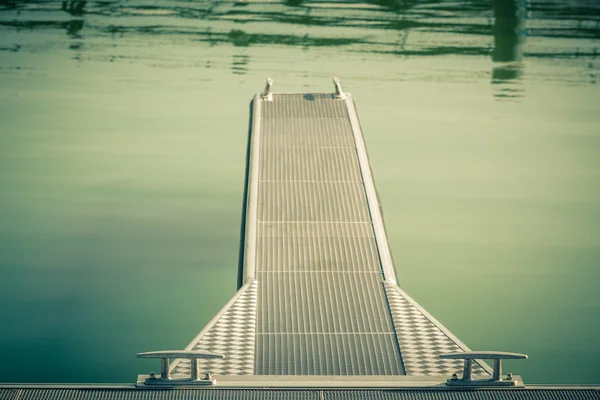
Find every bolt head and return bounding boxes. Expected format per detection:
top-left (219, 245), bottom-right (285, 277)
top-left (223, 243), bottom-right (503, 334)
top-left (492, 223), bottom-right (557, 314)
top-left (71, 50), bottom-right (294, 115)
top-left (204, 372), bottom-right (212, 380)
top-left (149, 372), bottom-right (156, 379)
top-left (451, 373), bottom-right (458, 380)
top-left (506, 373), bottom-right (513, 380)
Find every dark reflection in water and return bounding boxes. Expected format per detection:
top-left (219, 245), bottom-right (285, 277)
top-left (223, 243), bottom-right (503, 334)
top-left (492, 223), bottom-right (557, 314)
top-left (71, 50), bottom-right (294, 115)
top-left (0, 1), bottom-right (598, 93)
top-left (367, 0), bottom-right (418, 13)
top-left (1, 2), bottom-right (597, 44)
top-left (62, 0), bottom-right (86, 38)
top-left (205, 27), bottom-right (217, 47)
top-left (232, 53), bottom-right (249, 75)
top-left (285, 0), bottom-right (304, 7)
top-left (492, 0), bottom-right (526, 63)
top-left (492, 64), bottom-right (525, 100)
top-left (228, 28), bottom-right (360, 48)
top-left (491, 0), bottom-right (527, 101)
top-left (65, 19), bottom-right (83, 37)
top-left (61, 1), bottom-right (86, 17)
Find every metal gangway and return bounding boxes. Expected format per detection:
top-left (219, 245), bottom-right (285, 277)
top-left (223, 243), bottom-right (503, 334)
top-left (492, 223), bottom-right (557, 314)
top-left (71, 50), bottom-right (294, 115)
top-left (2, 79), bottom-right (598, 400)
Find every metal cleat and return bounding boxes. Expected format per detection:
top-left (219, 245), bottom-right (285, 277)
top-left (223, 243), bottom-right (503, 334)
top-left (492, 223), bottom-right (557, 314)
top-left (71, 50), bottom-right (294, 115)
top-left (137, 350), bottom-right (224, 386)
top-left (440, 351), bottom-right (528, 388)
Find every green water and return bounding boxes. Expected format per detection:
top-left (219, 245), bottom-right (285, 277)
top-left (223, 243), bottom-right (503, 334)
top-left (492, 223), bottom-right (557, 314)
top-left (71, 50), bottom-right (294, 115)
top-left (0, 0), bottom-right (599, 384)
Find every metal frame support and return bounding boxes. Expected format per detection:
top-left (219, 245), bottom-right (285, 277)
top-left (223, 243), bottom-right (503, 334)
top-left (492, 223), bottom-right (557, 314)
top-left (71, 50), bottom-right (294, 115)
top-left (333, 76), bottom-right (345, 99)
top-left (261, 77), bottom-right (273, 101)
top-left (440, 351), bottom-right (528, 388)
top-left (137, 350), bottom-right (224, 386)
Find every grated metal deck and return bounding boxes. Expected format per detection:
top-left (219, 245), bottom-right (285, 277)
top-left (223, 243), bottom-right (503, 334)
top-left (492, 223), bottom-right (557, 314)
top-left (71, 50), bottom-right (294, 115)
top-left (1, 388), bottom-right (600, 400)
top-left (171, 88), bottom-right (489, 377)
top-left (256, 94), bottom-right (401, 375)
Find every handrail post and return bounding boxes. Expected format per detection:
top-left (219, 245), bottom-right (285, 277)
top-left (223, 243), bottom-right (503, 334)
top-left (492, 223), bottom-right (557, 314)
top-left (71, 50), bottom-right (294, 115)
top-left (462, 359), bottom-right (472, 381)
top-left (333, 77), bottom-right (345, 99)
top-left (160, 358), bottom-right (170, 380)
top-left (493, 359), bottom-right (502, 381)
top-left (190, 358), bottom-right (200, 381)
top-left (261, 78), bottom-right (273, 101)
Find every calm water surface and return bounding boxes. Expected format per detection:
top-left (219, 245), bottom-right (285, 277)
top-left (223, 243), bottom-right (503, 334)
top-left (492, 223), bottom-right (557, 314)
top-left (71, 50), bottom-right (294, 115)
top-left (0, 0), bottom-right (599, 384)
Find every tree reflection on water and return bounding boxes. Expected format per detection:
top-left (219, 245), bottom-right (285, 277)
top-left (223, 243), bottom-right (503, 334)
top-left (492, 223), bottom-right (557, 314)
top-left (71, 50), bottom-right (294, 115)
top-left (491, 0), bottom-right (527, 101)
top-left (0, 0), bottom-right (598, 95)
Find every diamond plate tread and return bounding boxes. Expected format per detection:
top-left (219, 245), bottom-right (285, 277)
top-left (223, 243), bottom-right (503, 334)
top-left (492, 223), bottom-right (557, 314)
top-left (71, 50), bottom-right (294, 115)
top-left (384, 283), bottom-right (489, 376)
top-left (172, 282), bottom-right (257, 376)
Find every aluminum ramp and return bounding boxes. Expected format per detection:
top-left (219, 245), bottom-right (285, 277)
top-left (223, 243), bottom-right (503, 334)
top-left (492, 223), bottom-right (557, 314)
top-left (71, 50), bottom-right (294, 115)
top-left (170, 80), bottom-right (490, 378)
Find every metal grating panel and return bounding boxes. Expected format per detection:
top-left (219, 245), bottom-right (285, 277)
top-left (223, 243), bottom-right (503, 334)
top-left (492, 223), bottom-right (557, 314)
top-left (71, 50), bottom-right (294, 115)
top-left (254, 93), bottom-right (404, 375)
top-left (259, 147), bottom-right (362, 182)
top-left (172, 282), bottom-right (258, 376)
top-left (261, 118), bottom-right (355, 148)
top-left (258, 182), bottom-right (370, 222)
top-left (12, 389), bottom-right (320, 400)
top-left (257, 272), bottom-right (394, 334)
top-left (325, 389), bottom-right (600, 400)
top-left (262, 94), bottom-right (348, 119)
top-left (3, 389), bottom-right (599, 400)
top-left (255, 333), bottom-right (403, 375)
top-left (257, 222), bottom-right (380, 272)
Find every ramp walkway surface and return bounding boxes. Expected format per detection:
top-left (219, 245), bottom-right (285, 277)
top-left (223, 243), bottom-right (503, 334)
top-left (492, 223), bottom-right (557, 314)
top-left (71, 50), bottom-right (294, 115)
top-left (170, 82), bottom-right (489, 378)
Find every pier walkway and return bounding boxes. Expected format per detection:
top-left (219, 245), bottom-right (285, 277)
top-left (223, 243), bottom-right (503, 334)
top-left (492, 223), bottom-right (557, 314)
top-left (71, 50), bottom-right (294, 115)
top-left (169, 80), bottom-right (489, 378)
